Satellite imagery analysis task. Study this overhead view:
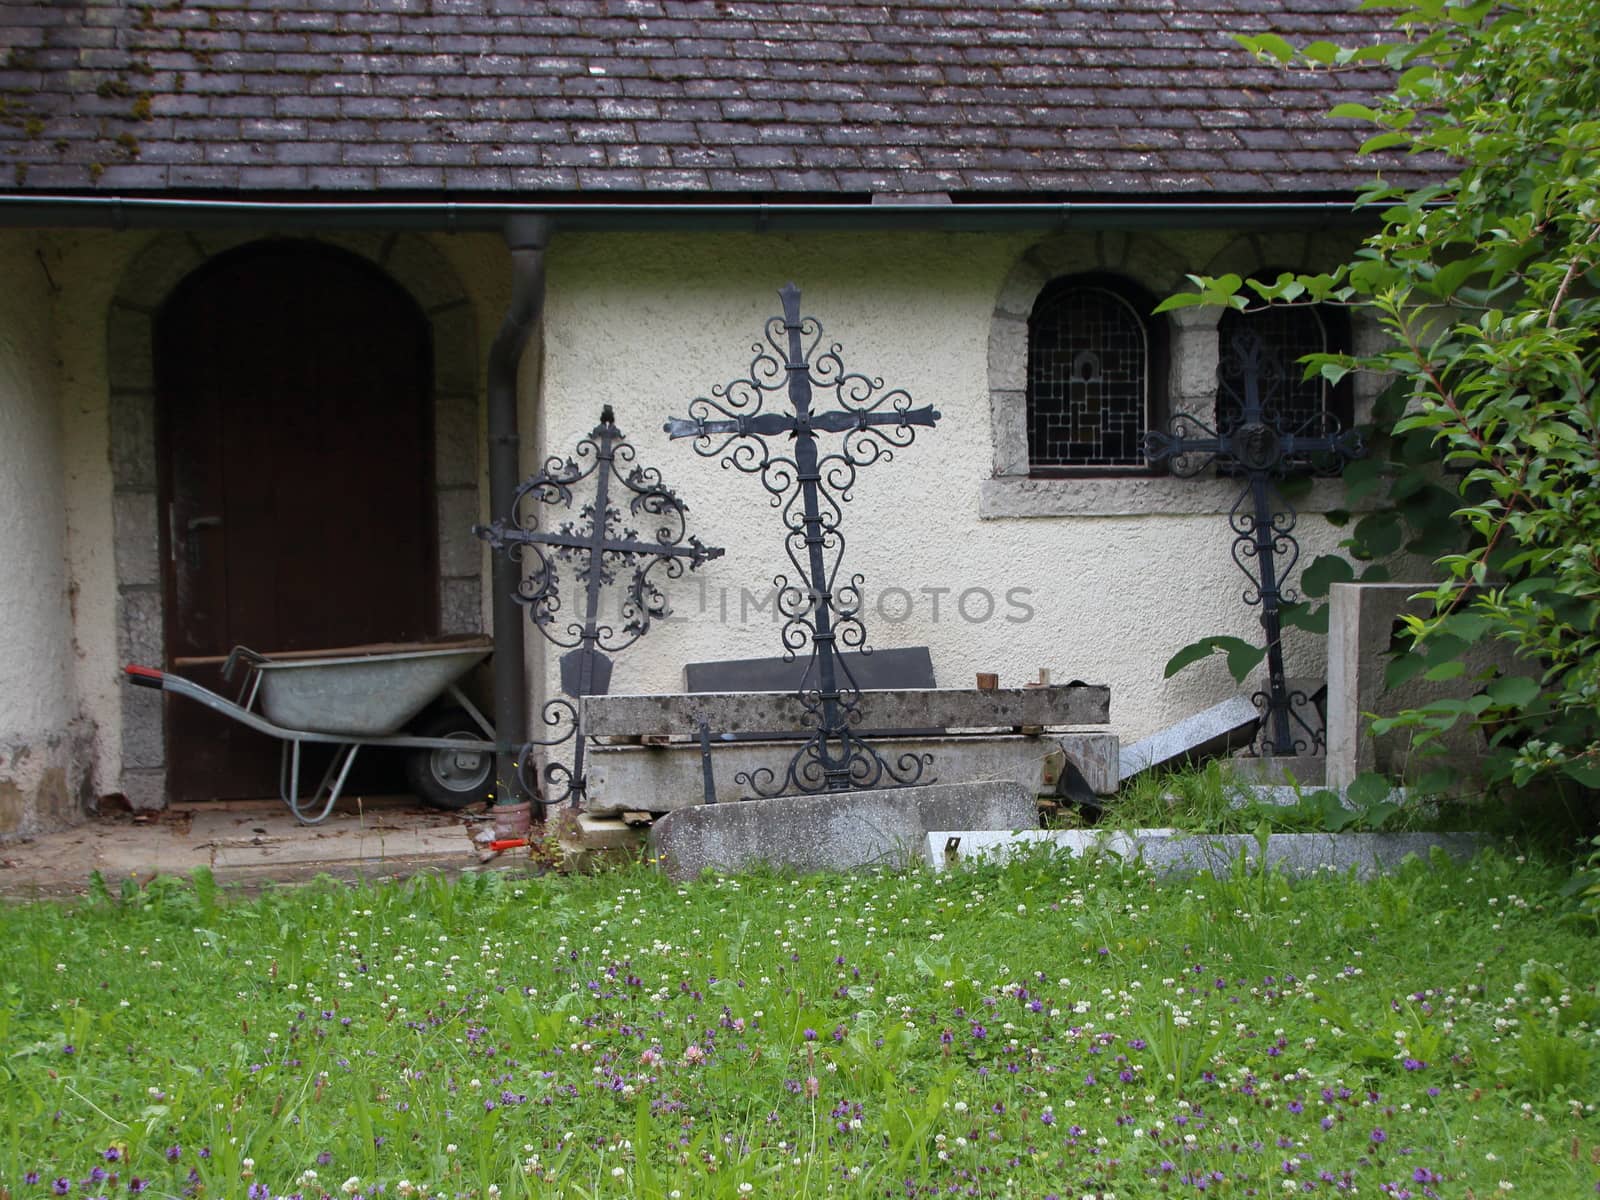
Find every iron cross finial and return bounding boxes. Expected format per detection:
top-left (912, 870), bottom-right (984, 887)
top-left (664, 284), bottom-right (940, 797)
top-left (1144, 327), bottom-right (1365, 758)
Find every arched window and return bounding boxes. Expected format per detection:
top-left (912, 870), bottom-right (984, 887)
top-left (1027, 274), bottom-right (1165, 472)
top-left (1216, 296), bottom-right (1351, 441)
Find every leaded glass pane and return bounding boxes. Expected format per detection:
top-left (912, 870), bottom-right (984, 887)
top-left (1027, 285), bottom-right (1148, 469)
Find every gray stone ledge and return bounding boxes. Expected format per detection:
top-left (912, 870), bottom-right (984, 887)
top-left (928, 828), bottom-right (1485, 879)
top-left (979, 474), bottom-right (1355, 519)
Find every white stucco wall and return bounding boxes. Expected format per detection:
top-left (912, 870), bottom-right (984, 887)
top-left (0, 229), bottom-right (85, 838)
top-left (530, 230), bottom-right (1356, 746)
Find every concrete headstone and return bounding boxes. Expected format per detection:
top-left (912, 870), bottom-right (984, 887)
top-left (1118, 693), bottom-right (1260, 782)
top-left (648, 780), bottom-right (1037, 881)
top-left (1325, 582), bottom-right (1526, 791)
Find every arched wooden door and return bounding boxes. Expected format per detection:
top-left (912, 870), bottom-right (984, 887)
top-left (156, 241), bottom-right (438, 803)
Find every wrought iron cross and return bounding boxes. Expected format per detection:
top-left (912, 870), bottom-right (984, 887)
top-left (1144, 328), bottom-right (1365, 757)
top-left (665, 283), bottom-right (941, 796)
top-left (477, 405), bottom-right (724, 801)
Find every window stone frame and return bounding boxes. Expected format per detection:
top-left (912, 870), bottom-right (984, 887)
top-left (981, 231), bottom-right (1385, 520)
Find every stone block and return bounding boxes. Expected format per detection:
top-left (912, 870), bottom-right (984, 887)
top-left (985, 311), bottom-right (1027, 394)
top-left (105, 304), bottom-right (154, 393)
top-left (988, 388), bottom-right (1029, 477)
top-left (434, 389), bottom-right (478, 488)
top-left (1119, 694), bottom-right (1259, 781)
top-left (117, 587), bottom-right (164, 668)
top-left (928, 828), bottom-right (1484, 880)
top-left (649, 780), bottom-right (1038, 881)
top-left (109, 390), bottom-right (157, 490)
top-left (436, 487), bottom-right (481, 578)
top-left (113, 235), bottom-right (205, 312)
top-left (121, 690), bottom-right (165, 770)
top-left (384, 234), bottom-right (468, 311)
top-left (112, 490), bottom-right (161, 588)
top-left (120, 767), bottom-right (168, 812)
top-left (586, 733), bottom-right (1119, 815)
top-left (1325, 583), bottom-right (1525, 791)
top-left (1167, 304), bottom-right (1222, 405)
top-left (431, 303), bottom-right (478, 395)
top-left (440, 577), bottom-right (483, 635)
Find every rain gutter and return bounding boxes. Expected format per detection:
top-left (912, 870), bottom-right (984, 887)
top-left (485, 215), bottom-right (550, 827)
top-left (0, 194), bottom-right (1382, 234)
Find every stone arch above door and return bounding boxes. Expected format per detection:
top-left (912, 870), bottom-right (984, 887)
top-left (107, 230), bottom-right (481, 809)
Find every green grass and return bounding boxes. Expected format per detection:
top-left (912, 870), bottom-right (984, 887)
top-left (1, 850), bottom-right (1597, 1198)
top-left (1086, 761), bottom-right (1500, 837)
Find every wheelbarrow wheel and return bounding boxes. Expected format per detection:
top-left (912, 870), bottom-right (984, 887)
top-left (405, 709), bottom-right (494, 810)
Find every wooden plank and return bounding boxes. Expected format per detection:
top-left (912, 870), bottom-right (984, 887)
top-left (581, 685), bottom-right (1110, 738)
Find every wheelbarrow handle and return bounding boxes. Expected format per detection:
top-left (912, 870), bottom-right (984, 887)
top-left (126, 664), bottom-right (164, 689)
top-left (222, 645), bottom-right (269, 683)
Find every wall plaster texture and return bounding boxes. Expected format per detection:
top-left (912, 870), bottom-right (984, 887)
top-left (526, 228), bottom-right (1370, 780)
top-left (0, 230), bottom-right (91, 839)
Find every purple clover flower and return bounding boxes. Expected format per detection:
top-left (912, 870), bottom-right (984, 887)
top-left (52, 1180), bottom-right (71, 1196)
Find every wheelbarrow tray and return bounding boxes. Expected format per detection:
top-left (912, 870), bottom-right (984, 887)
top-left (250, 642), bottom-right (492, 737)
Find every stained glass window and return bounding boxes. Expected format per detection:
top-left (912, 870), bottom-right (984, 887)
top-left (1216, 299), bottom-right (1350, 441)
top-left (1027, 277), bottom-right (1160, 471)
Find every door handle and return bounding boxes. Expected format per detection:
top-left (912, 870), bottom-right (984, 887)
top-left (184, 515), bottom-right (223, 569)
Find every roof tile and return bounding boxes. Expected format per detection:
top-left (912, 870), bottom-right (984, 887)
top-left (0, 0), bottom-right (1438, 197)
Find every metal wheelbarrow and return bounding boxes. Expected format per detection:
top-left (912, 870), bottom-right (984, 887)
top-left (125, 638), bottom-right (500, 824)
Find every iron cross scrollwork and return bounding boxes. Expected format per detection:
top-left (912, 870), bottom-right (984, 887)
top-left (665, 283), bottom-right (941, 797)
top-left (476, 405), bottom-right (725, 803)
top-left (1143, 328), bottom-right (1365, 757)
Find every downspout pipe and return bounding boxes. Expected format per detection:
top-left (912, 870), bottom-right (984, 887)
top-left (485, 214), bottom-right (552, 832)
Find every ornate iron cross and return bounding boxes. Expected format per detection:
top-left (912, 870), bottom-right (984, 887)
top-left (665, 283), bottom-right (941, 796)
top-left (477, 405), bottom-right (724, 801)
top-left (1143, 328), bottom-right (1364, 757)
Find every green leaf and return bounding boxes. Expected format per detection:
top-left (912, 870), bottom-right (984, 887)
top-left (1163, 635), bottom-right (1266, 683)
top-left (1300, 554), bottom-right (1356, 598)
top-left (1359, 131), bottom-right (1413, 153)
top-left (1486, 675), bottom-right (1541, 707)
top-left (1423, 660), bottom-right (1467, 682)
top-left (1247, 32), bottom-right (1296, 63)
top-left (1279, 601), bottom-right (1329, 634)
top-left (1351, 511), bottom-right (1404, 559)
top-left (1328, 101), bottom-right (1379, 122)
top-left (1384, 651), bottom-right (1429, 690)
top-left (1346, 771), bottom-right (1393, 809)
top-left (1562, 759), bottom-right (1600, 788)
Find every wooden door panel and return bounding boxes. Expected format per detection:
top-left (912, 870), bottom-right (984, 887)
top-left (157, 243), bottom-right (437, 802)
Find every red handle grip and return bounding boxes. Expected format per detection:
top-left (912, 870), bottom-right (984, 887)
top-left (125, 664), bottom-right (164, 689)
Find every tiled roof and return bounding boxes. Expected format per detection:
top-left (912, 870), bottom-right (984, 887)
top-left (0, 0), bottom-right (1430, 198)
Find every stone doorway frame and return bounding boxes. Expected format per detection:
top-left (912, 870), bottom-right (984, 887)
top-left (107, 230), bottom-right (482, 810)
